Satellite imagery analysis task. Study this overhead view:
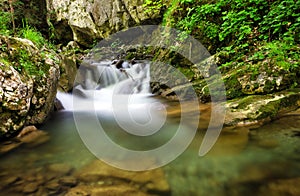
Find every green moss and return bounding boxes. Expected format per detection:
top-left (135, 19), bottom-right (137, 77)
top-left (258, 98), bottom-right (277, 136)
top-left (224, 75), bottom-right (243, 99)
top-left (236, 95), bottom-right (261, 109)
top-left (256, 100), bottom-right (280, 119)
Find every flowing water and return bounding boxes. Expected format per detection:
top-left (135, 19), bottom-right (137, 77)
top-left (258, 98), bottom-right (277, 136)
top-left (1, 60), bottom-right (300, 195)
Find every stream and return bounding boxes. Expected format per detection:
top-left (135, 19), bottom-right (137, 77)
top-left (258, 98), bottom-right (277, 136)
top-left (0, 60), bottom-right (300, 195)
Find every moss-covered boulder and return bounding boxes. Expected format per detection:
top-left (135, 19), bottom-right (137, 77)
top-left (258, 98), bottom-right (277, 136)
top-left (0, 35), bottom-right (60, 138)
top-left (225, 90), bottom-right (300, 126)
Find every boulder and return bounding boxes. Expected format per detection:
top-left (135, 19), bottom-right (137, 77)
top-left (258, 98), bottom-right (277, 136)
top-left (225, 90), bottom-right (300, 126)
top-left (46, 0), bottom-right (161, 46)
top-left (0, 35), bottom-right (60, 138)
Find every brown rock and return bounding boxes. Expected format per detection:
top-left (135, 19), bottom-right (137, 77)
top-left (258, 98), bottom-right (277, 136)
top-left (66, 185), bottom-right (151, 196)
top-left (2, 176), bottom-right (19, 186)
top-left (35, 187), bottom-right (48, 196)
top-left (18, 129), bottom-right (50, 147)
top-left (54, 98), bottom-right (64, 111)
top-left (46, 180), bottom-right (61, 190)
top-left (23, 182), bottom-right (39, 193)
top-left (47, 163), bottom-right (73, 176)
top-left (258, 178), bottom-right (300, 196)
top-left (17, 125), bottom-right (37, 137)
top-left (75, 160), bottom-right (170, 195)
top-left (65, 185), bottom-right (90, 196)
top-left (60, 176), bottom-right (77, 187)
top-left (0, 140), bottom-right (22, 155)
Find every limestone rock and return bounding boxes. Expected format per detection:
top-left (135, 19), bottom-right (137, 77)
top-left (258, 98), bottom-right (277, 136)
top-left (224, 90), bottom-right (300, 126)
top-left (0, 65), bottom-right (33, 136)
top-left (0, 35), bottom-right (60, 138)
top-left (58, 54), bottom-right (77, 92)
top-left (46, 0), bottom-right (161, 46)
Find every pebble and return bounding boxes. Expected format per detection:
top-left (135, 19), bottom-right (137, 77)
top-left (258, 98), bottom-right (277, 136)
top-left (23, 182), bottom-right (39, 193)
top-left (3, 176), bottom-right (19, 186)
top-left (47, 163), bottom-right (73, 176)
top-left (46, 180), bottom-right (61, 190)
top-left (60, 176), bottom-right (77, 187)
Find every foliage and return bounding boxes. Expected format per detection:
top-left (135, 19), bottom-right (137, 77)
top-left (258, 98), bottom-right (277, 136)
top-left (19, 20), bottom-right (46, 48)
top-left (144, 0), bottom-right (300, 71)
top-left (143, 0), bottom-right (168, 15)
top-left (0, 11), bottom-right (11, 36)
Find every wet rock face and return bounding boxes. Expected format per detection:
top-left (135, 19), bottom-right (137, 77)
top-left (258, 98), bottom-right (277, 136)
top-left (46, 0), bottom-right (161, 46)
top-left (0, 36), bottom-right (60, 138)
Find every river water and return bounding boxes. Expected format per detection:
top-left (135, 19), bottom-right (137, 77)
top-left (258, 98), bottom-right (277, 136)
top-left (0, 60), bottom-right (300, 195)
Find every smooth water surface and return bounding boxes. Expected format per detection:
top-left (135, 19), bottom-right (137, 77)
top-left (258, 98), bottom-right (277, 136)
top-left (0, 100), bottom-right (300, 195)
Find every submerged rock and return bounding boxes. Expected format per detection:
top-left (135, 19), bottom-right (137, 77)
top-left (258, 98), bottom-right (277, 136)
top-left (0, 126), bottom-right (49, 155)
top-left (47, 163), bottom-right (73, 176)
top-left (23, 182), bottom-right (39, 194)
top-left (258, 177), bottom-right (300, 196)
top-left (66, 185), bottom-right (151, 196)
top-left (74, 160), bottom-right (171, 195)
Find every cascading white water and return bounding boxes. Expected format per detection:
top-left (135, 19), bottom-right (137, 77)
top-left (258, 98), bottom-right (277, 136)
top-left (57, 60), bottom-right (153, 111)
top-left (56, 59), bottom-right (167, 128)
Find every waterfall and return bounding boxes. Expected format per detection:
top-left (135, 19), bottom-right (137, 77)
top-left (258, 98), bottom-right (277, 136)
top-left (57, 60), bottom-right (152, 111)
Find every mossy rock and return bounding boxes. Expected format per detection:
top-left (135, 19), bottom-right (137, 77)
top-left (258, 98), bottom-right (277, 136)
top-left (225, 90), bottom-right (300, 126)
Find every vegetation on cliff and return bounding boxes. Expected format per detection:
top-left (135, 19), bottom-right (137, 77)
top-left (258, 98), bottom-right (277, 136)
top-left (144, 0), bottom-right (300, 100)
top-left (145, 0), bottom-right (300, 70)
top-left (0, 0), bottom-right (61, 138)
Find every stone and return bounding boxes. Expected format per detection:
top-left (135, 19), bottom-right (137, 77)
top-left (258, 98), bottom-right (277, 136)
top-left (66, 185), bottom-right (150, 196)
top-left (17, 126), bottom-right (37, 137)
top-left (2, 176), bottom-right (19, 187)
top-left (224, 90), bottom-right (300, 126)
top-left (46, 180), bottom-right (61, 190)
top-left (58, 55), bottom-right (77, 92)
top-left (75, 160), bottom-right (170, 195)
top-left (18, 129), bottom-right (50, 148)
top-left (54, 98), bottom-right (65, 111)
top-left (46, 0), bottom-right (161, 46)
top-left (258, 177), bottom-right (300, 196)
top-left (0, 35), bottom-right (60, 138)
top-left (59, 176), bottom-right (77, 187)
top-left (0, 140), bottom-right (22, 155)
top-left (47, 163), bottom-right (73, 176)
top-left (23, 182), bottom-right (39, 193)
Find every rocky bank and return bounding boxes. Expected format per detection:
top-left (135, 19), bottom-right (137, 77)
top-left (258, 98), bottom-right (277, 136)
top-left (0, 35), bottom-right (60, 138)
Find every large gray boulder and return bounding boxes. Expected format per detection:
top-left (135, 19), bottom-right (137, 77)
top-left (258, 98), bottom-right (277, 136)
top-left (46, 0), bottom-right (161, 46)
top-left (0, 36), bottom-right (60, 138)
